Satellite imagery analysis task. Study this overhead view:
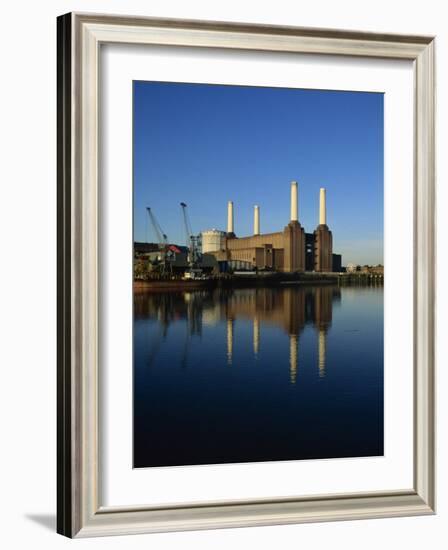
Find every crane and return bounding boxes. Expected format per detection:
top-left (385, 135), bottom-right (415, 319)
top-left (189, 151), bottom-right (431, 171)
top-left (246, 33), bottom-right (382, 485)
top-left (180, 202), bottom-right (202, 277)
top-left (146, 207), bottom-right (171, 276)
top-left (146, 207), bottom-right (168, 248)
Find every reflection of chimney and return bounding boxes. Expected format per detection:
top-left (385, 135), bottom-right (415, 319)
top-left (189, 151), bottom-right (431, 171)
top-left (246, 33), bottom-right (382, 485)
top-left (318, 329), bottom-right (326, 378)
top-left (290, 181), bottom-right (298, 222)
top-left (253, 317), bottom-right (260, 357)
top-left (227, 201), bottom-right (234, 234)
top-left (319, 188), bottom-right (326, 225)
top-left (226, 318), bottom-right (234, 365)
top-left (254, 205), bottom-right (260, 235)
top-left (289, 333), bottom-right (298, 384)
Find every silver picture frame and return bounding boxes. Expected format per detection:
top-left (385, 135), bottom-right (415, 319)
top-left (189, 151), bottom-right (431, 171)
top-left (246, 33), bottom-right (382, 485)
top-left (57, 12), bottom-right (436, 537)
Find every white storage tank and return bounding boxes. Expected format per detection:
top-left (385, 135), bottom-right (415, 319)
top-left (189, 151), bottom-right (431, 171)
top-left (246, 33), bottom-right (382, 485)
top-left (201, 229), bottom-right (226, 253)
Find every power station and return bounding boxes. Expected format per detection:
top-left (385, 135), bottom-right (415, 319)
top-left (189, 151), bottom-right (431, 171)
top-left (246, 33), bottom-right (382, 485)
top-left (202, 181), bottom-right (338, 273)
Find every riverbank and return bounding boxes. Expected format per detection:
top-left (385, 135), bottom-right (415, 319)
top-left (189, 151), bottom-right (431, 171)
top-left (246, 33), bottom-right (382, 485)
top-left (134, 271), bottom-right (383, 291)
top-left (134, 279), bottom-right (216, 291)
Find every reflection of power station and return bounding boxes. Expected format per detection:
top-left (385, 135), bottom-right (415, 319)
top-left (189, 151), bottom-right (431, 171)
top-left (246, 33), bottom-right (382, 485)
top-left (289, 334), bottom-right (298, 384)
top-left (135, 286), bottom-right (336, 384)
top-left (226, 318), bottom-right (234, 365)
top-left (318, 329), bottom-right (327, 378)
top-left (202, 181), bottom-right (338, 272)
top-left (218, 286), bottom-right (334, 381)
top-left (253, 317), bottom-right (260, 358)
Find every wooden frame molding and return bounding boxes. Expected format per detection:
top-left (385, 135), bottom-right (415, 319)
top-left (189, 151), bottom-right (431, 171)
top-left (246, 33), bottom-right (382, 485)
top-left (57, 12), bottom-right (436, 538)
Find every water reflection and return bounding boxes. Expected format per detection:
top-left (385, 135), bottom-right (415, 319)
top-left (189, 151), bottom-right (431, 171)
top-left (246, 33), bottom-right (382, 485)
top-left (133, 284), bottom-right (383, 467)
top-left (253, 316), bottom-right (260, 358)
top-left (318, 328), bottom-right (326, 378)
top-left (226, 317), bottom-right (234, 366)
top-left (134, 285), bottom-right (339, 384)
top-left (289, 333), bottom-right (298, 385)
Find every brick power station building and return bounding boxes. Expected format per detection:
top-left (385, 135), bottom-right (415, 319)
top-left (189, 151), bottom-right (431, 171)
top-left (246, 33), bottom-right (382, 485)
top-left (202, 181), bottom-right (339, 273)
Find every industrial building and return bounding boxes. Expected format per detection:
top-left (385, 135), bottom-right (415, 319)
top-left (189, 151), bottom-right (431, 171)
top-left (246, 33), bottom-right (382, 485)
top-left (202, 181), bottom-right (341, 273)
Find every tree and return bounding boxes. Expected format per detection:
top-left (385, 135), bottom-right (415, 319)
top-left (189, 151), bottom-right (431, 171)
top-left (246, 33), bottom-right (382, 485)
top-left (134, 258), bottom-right (151, 280)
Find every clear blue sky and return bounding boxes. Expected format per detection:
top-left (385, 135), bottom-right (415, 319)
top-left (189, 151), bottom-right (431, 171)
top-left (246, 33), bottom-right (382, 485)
top-left (133, 81), bottom-right (383, 266)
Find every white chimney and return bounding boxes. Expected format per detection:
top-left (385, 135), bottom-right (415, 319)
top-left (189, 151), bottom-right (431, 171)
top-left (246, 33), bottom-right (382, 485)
top-left (254, 205), bottom-right (260, 235)
top-left (290, 181), bottom-right (298, 222)
top-left (319, 188), bottom-right (327, 225)
top-left (227, 201), bottom-right (234, 233)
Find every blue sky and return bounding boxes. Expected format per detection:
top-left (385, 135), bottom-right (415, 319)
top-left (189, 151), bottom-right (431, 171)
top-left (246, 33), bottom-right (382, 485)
top-left (133, 81), bottom-right (383, 266)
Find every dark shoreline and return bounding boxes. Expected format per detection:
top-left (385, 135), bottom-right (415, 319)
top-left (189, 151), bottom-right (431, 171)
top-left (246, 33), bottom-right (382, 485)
top-left (134, 272), bottom-right (383, 292)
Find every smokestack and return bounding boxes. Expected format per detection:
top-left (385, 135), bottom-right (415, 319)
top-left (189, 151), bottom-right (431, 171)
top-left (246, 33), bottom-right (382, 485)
top-left (227, 201), bottom-right (234, 233)
top-left (254, 205), bottom-right (260, 235)
top-left (319, 188), bottom-right (326, 225)
top-left (290, 181), bottom-right (298, 222)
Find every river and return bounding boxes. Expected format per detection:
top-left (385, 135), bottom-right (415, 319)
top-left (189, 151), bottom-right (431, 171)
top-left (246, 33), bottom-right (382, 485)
top-left (133, 284), bottom-right (383, 467)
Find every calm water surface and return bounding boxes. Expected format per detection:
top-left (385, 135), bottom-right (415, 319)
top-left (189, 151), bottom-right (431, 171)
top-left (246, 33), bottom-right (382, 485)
top-left (133, 285), bottom-right (383, 467)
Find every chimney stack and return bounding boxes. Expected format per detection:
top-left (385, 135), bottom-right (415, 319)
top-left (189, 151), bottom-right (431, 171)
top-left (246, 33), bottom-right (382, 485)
top-left (227, 201), bottom-right (234, 234)
top-left (254, 205), bottom-right (260, 235)
top-left (290, 181), bottom-right (298, 222)
top-left (319, 188), bottom-right (326, 225)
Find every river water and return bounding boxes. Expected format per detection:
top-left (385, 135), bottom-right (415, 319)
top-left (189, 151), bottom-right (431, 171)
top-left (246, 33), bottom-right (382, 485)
top-left (133, 284), bottom-right (383, 467)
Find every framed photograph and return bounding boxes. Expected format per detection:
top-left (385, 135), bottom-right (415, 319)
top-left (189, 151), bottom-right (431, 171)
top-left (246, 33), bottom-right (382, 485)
top-left (57, 12), bottom-right (435, 537)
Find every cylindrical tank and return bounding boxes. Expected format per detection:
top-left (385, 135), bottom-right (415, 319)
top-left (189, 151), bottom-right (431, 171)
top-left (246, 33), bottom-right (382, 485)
top-left (201, 229), bottom-right (226, 253)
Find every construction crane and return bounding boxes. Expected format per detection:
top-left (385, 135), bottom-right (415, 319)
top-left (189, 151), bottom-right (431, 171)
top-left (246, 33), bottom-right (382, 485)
top-left (146, 207), bottom-right (172, 276)
top-left (180, 202), bottom-right (202, 278)
top-left (146, 207), bottom-right (168, 248)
